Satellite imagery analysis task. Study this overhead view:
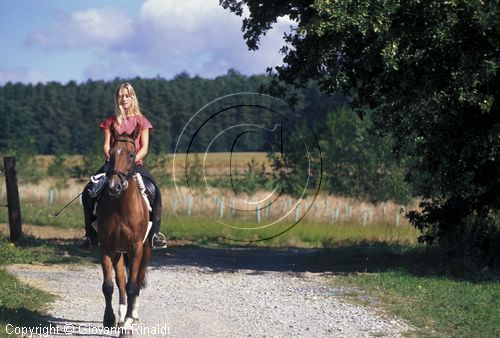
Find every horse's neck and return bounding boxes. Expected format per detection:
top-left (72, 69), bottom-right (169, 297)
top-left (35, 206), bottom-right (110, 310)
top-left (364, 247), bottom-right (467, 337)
top-left (122, 178), bottom-right (139, 199)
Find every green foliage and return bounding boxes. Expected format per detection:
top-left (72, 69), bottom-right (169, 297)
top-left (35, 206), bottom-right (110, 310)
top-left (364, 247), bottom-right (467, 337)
top-left (232, 158), bottom-right (274, 195)
top-left (222, 0), bottom-right (500, 264)
top-left (185, 153), bottom-right (205, 190)
top-left (47, 152), bottom-right (66, 177)
top-left (72, 144), bottom-right (102, 180)
top-left (0, 139), bottom-right (43, 184)
top-left (0, 71), bottom-right (273, 155)
top-left (145, 152), bottom-right (173, 188)
top-left (321, 106), bottom-right (412, 204)
top-left (270, 106), bottom-right (412, 203)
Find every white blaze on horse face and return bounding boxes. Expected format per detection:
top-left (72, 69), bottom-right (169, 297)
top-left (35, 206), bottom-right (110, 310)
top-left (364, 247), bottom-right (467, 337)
top-left (108, 176), bottom-right (118, 193)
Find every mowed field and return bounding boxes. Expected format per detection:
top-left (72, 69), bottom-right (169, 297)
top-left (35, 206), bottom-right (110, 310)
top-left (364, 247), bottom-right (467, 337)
top-left (34, 152), bottom-right (271, 176)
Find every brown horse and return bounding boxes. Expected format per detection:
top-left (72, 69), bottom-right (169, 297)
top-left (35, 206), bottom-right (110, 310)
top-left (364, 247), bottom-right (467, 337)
top-left (96, 124), bottom-right (152, 336)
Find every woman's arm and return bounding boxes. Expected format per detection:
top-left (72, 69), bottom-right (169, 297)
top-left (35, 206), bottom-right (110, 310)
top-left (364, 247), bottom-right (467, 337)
top-left (103, 128), bottom-right (111, 161)
top-left (136, 128), bottom-right (149, 162)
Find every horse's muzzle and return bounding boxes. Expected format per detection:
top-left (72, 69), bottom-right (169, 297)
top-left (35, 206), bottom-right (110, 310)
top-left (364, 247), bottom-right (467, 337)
top-left (108, 177), bottom-right (129, 196)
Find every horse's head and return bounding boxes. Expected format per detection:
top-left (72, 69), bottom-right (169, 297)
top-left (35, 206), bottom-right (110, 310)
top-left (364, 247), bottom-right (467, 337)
top-left (107, 124), bottom-right (140, 196)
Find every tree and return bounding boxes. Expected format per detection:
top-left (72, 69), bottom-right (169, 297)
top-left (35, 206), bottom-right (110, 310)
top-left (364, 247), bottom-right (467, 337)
top-left (321, 106), bottom-right (412, 204)
top-left (221, 0), bottom-right (500, 263)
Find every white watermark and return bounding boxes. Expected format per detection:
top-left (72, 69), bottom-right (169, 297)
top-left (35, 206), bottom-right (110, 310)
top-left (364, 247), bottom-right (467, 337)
top-left (4, 323), bottom-right (170, 337)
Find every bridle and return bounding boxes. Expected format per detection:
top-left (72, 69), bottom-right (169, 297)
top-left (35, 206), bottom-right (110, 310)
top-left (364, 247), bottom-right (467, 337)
top-left (107, 138), bottom-right (136, 187)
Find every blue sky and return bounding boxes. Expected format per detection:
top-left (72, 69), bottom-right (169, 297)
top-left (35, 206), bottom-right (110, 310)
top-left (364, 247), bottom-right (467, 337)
top-left (0, 0), bottom-right (292, 85)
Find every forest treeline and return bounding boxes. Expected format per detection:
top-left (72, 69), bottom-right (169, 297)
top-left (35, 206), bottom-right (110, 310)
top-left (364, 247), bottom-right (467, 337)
top-left (0, 70), bottom-right (413, 203)
top-left (1, 70), bottom-right (269, 154)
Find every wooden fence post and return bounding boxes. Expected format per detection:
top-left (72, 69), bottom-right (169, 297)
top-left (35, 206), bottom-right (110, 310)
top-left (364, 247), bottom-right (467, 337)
top-left (3, 157), bottom-right (22, 242)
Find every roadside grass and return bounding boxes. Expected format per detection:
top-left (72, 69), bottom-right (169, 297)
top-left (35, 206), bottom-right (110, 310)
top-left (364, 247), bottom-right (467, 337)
top-left (310, 244), bottom-right (500, 338)
top-left (0, 269), bottom-right (54, 337)
top-left (0, 235), bottom-right (98, 266)
top-left (0, 235), bottom-right (98, 336)
top-left (1, 201), bottom-right (83, 229)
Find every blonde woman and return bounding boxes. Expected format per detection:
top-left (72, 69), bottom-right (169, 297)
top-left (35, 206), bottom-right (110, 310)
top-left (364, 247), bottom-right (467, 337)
top-left (79, 82), bottom-right (167, 249)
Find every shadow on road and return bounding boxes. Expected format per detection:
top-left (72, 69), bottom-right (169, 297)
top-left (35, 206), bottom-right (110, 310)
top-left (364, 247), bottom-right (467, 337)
top-left (7, 233), bottom-right (499, 282)
top-left (149, 243), bottom-right (499, 282)
top-left (150, 246), bottom-right (324, 274)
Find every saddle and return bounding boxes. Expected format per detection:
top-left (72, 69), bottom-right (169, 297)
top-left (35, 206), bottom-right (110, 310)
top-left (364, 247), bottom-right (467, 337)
top-left (87, 172), bottom-right (155, 243)
top-left (88, 172), bottom-right (156, 209)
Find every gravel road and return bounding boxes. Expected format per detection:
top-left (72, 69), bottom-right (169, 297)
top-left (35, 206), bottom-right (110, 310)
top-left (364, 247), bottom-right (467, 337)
top-left (7, 247), bottom-right (413, 338)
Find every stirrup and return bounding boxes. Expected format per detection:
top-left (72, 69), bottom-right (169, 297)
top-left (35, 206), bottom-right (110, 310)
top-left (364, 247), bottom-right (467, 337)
top-left (151, 232), bottom-right (167, 249)
top-left (89, 173), bottom-right (107, 198)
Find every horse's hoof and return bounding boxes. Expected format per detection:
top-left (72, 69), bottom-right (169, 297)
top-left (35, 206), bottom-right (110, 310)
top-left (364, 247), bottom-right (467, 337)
top-left (103, 313), bottom-right (116, 328)
top-left (132, 318), bottom-right (139, 325)
top-left (119, 332), bottom-right (133, 338)
top-left (117, 321), bottom-right (125, 328)
top-left (103, 320), bottom-right (116, 328)
top-left (103, 318), bottom-right (116, 328)
top-left (119, 328), bottom-right (133, 338)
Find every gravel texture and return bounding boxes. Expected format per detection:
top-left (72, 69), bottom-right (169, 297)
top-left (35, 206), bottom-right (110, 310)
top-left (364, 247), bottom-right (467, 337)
top-left (7, 247), bottom-right (413, 337)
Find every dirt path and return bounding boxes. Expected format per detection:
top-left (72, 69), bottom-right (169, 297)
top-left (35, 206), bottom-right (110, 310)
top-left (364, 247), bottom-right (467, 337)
top-left (6, 243), bottom-right (414, 338)
top-left (2, 224), bottom-right (414, 337)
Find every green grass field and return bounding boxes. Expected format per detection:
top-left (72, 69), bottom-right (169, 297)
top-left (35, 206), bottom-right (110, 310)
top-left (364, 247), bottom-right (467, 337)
top-left (307, 243), bottom-right (499, 338)
top-left (336, 271), bottom-right (499, 337)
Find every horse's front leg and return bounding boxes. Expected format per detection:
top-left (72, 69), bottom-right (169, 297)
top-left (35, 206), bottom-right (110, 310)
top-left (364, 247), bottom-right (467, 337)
top-left (123, 243), bottom-right (143, 330)
top-left (101, 253), bottom-right (116, 328)
top-left (113, 253), bottom-right (127, 327)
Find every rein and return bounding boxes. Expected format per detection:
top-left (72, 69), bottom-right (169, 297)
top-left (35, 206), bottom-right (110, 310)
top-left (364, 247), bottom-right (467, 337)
top-left (109, 169), bottom-right (131, 181)
top-left (114, 138), bottom-right (136, 147)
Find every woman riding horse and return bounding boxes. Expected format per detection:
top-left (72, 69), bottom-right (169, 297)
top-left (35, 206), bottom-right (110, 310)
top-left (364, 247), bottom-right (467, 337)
top-left (99, 124), bottom-right (152, 332)
top-left (79, 82), bottom-right (167, 249)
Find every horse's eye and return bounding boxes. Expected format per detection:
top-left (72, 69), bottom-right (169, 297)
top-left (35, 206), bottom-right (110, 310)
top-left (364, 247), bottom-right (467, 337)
top-left (129, 153), bottom-right (136, 161)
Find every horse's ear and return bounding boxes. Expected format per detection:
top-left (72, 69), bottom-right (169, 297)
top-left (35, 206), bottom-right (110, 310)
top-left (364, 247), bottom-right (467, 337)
top-left (131, 124), bottom-right (141, 140)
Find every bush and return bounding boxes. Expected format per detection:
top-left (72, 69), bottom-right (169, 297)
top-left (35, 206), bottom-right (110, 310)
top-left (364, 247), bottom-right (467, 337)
top-left (408, 198), bottom-right (500, 267)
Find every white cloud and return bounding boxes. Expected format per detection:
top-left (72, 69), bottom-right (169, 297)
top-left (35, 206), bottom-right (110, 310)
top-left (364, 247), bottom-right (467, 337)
top-left (140, 0), bottom-right (224, 33)
top-left (24, 1), bottom-right (294, 80)
top-left (130, 0), bottom-right (291, 78)
top-left (0, 67), bottom-right (49, 84)
top-left (26, 7), bottom-right (132, 50)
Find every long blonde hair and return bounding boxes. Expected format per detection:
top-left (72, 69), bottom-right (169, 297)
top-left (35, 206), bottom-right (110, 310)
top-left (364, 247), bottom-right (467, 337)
top-left (114, 82), bottom-right (142, 120)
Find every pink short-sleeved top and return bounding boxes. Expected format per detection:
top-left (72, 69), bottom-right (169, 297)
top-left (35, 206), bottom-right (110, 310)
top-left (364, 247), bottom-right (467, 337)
top-left (100, 115), bottom-right (153, 165)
